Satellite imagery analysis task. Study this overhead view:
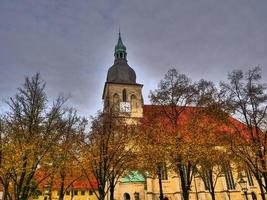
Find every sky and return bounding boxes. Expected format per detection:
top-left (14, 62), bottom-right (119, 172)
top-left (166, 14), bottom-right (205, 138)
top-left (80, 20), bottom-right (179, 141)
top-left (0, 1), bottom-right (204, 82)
top-left (0, 0), bottom-right (267, 117)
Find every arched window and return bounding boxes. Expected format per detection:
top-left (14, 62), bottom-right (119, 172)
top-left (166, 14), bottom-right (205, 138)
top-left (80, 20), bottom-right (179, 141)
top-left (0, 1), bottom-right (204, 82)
top-left (113, 93), bottom-right (120, 112)
top-left (251, 192), bottom-right (257, 200)
top-left (131, 94), bottom-right (137, 110)
top-left (124, 193), bottom-right (130, 200)
top-left (157, 162), bottom-right (168, 180)
top-left (246, 169), bottom-right (254, 186)
top-left (122, 89), bottom-right (127, 102)
top-left (224, 166), bottom-right (235, 190)
top-left (120, 52), bottom-right (123, 58)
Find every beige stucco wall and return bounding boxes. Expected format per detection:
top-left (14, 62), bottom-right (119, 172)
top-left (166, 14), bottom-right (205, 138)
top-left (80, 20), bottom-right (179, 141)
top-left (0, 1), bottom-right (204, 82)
top-left (38, 190), bottom-right (98, 200)
top-left (112, 170), bottom-right (264, 200)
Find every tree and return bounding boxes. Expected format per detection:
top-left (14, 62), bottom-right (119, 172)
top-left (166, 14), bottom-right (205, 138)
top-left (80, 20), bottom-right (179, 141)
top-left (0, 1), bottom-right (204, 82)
top-left (0, 115), bottom-right (13, 200)
top-left (138, 109), bottom-right (172, 200)
top-left (187, 107), bottom-right (231, 200)
top-left (50, 109), bottom-right (87, 200)
top-left (79, 111), bottom-right (138, 200)
top-left (148, 69), bottom-right (230, 200)
top-left (0, 74), bottom-right (74, 200)
top-left (149, 68), bottom-right (198, 200)
top-left (220, 66), bottom-right (267, 200)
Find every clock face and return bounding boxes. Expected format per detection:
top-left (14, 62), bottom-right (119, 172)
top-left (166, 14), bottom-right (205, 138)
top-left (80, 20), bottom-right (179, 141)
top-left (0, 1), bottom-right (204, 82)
top-left (120, 102), bottom-right (131, 113)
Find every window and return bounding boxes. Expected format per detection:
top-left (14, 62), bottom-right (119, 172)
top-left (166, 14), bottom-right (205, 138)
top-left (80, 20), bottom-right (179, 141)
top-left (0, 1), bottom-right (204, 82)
top-left (158, 162), bottom-right (168, 180)
top-left (225, 167), bottom-right (235, 190)
top-left (122, 89), bottom-right (127, 102)
top-left (131, 95), bottom-right (137, 110)
top-left (134, 192), bottom-right (139, 200)
top-left (74, 190), bottom-right (78, 196)
top-left (251, 192), bottom-right (257, 200)
top-left (89, 191), bottom-right (93, 195)
top-left (113, 93), bottom-right (120, 111)
top-left (81, 190), bottom-right (85, 195)
top-left (113, 93), bottom-right (120, 103)
top-left (66, 191), bottom-right (70, 195)
top-left (124, 193), bottom-right (130, 200)
top-left (246, 170), bottom-right (254, 186)
top-left (203, 176), bottom-right (212, 190)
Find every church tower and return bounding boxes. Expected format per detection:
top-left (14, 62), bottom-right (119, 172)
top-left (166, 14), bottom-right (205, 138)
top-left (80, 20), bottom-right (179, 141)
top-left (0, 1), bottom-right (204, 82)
top-left (102, 32), bottom-right (143, 118)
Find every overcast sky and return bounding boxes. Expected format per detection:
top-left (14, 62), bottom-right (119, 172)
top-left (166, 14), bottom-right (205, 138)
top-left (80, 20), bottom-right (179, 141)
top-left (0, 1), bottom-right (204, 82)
top-left (1, 0), bottom-right (267, 117)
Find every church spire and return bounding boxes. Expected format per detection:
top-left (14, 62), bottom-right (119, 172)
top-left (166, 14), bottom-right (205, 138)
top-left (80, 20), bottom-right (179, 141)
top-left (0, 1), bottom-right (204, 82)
top-left (114, 31), bottom-right (127, 61)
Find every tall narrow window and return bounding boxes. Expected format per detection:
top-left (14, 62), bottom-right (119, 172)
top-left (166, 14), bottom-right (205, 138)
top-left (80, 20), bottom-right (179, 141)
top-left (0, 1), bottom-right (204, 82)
top-left (113, 93), bottom-right (120, 112)
top-left (131, 94), bottom-right (137, 110)
top-left (203, 174), bottom-right (212, 190)
top-left (246, 170), bottom-right (254, 186)
top-left (158, 162), bottom-right (168, 180)
top-left (225, 167), bottom-right (235, 190)
top-left (251, 192), bottom-right (257, 200)
top-left (122, 89), bottom-right (127, 102)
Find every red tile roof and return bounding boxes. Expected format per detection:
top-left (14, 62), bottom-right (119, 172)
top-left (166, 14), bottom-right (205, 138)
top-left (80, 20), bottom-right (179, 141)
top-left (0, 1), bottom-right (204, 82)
top-left (35, 170), bottom-right (98, 191)
top-left (142, 104), bottom-right (250, 141)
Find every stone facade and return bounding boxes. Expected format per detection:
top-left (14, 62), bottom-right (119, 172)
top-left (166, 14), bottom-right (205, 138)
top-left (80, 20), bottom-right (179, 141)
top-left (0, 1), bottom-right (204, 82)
top-left (102, 82), bottom-right (143, 119)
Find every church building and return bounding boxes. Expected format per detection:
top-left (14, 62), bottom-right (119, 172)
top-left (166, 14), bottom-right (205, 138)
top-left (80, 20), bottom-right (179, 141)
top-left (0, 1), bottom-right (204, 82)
top-left (101, 33), bottom-right (261, 200)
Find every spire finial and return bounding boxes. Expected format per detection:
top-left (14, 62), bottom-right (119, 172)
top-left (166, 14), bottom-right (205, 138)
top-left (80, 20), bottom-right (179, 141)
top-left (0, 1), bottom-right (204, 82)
top-left (118, 28), bottom-right (122, 41)
top-left (114, 30), bottom-right (127, 61)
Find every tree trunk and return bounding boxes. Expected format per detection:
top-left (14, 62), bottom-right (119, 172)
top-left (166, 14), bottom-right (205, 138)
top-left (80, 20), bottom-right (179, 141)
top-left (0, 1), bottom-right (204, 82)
top-left (178, 163), bottom-right (189, 200)
top-left (263, 172), bottom-right (267, 193)
top-left (99, 183), bottom-right (106, 200)
top-left (59, 175), bottom-right (65, 200)
top-left (71, 188), bottom-right (74, 200)
top-left (158, 174), bottom-right (164, 200)
top-left (3, 182), bottom-right (9, 200)
top-left (255, 176), bottom-right (266, 200)
top-left (110, 184), bottom-right (115, 200)
top-left (211, 192), bottom-right (216, 200)
top-left (209, 170), bottom-right (216, 200)
top-left (259, 150), bottom-right (267, 193)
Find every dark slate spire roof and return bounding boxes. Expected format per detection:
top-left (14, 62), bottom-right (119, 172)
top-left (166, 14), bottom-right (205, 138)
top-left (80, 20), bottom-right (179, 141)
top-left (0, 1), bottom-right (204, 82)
top-left (106, 32), bottom-right (136, 84)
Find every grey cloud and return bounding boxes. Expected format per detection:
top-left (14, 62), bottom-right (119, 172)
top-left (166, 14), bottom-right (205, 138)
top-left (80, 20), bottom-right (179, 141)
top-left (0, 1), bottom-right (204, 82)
top-left (0, 0), bottom-right (267, 117)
